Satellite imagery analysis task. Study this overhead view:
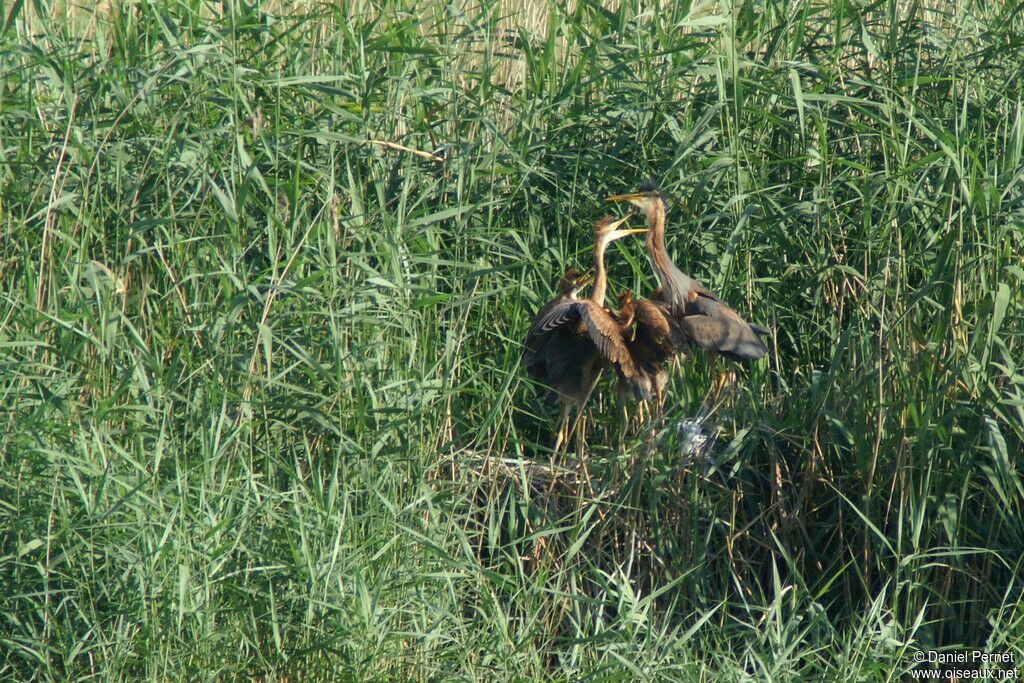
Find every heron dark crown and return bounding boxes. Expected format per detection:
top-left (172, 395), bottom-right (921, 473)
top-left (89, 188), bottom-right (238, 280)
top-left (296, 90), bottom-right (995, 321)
top-left (637, 181), bottom-right (666, 200)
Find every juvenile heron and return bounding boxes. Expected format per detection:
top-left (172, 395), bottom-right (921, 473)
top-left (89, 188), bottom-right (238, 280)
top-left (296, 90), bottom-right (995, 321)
top-left (607, 185), bottom-right (769, 400)
top-left (612, 288), bottom-right (688, 422)
top-left (523, 216), bottom-right (647, 452)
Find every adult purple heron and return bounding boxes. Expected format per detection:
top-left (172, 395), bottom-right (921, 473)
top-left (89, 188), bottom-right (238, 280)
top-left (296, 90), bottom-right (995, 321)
top-left (523, 216), bottom-right (648, 452)
top-left (606, 185), bottom-right (769, 399)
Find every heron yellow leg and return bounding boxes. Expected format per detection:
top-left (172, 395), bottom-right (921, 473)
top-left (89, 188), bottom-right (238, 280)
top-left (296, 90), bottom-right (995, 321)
top-left (569, 370), bottom-right (601, 457)
top-left (723, 369), bottom-right (738, 410)
top-left (703, 352), bottom-right (728, 407)
top-left (576, 413), bottom-right (596, 496)
top-left (553, 405), bottom-right (572, 454)
top-left (709, 366), bottom-right (736, 407)
top-left (710, 371), bottom-right (724, 404)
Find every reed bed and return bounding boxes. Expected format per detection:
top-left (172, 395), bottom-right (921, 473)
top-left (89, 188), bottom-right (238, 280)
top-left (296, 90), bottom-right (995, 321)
top-left (1, 0), bottom-right (1022, 679)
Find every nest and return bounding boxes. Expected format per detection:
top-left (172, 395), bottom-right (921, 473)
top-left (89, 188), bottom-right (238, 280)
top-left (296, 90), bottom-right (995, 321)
top-left (467, 452), bottom-right (583, 490)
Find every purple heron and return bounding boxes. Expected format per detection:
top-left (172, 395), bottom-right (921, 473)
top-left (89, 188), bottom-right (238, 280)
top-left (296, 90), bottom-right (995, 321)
top-left (606, 184), bottom-right (769, 399)
top-left (523, 216), bottom-right (648, 452)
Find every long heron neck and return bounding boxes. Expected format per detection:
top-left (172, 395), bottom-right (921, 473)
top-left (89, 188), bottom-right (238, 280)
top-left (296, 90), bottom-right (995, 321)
top-left (644, 200), bottom-right (695, 305)
top-left (591, 238), bottom-right (610, 306)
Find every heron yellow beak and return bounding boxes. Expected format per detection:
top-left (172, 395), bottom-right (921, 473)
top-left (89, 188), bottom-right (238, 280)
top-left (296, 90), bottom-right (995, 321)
top-left (570, 270), bottom-right (594, 297)
top-left (608, 216), bottom-right (648, 242)
top-left (609, 227), bottom-right (648, 240)
top-left (605, 191), bottom-right (647, 203)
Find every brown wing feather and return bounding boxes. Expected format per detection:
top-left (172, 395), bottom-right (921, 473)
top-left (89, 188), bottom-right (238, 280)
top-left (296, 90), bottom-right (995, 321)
top-left (526, 300), bottom-right (577, 341)
top-left (636, 299), bottom-right (689, 355)
top-left (577, 301), bottom-right (638, 380)
top-left (524, 297), bottom-right (565, 347)
top-left (633, 299), bottom-right (671, 344)
top-left (610, 297), bottom-right (689, 404)
top-left (524, 297), bottom-right (642, 404)
top-left (523, 297), bottom-right (604, 406)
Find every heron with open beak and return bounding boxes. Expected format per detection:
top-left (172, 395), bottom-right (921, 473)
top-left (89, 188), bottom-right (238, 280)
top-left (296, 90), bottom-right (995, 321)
top-left (523, 216), bottom-right (649, 453)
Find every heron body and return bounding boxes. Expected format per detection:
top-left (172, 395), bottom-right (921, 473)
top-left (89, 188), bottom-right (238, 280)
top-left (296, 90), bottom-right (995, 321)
top-left (612, 289), bottom-right (688, 416)
top-left (522, 217), bottom-right (647, 452)
top-left (607, 185), bottom-right (769, 363)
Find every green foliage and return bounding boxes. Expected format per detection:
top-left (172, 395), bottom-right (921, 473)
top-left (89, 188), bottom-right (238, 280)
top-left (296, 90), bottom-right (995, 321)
top-left (1, 0), bottom-right (1022, 679)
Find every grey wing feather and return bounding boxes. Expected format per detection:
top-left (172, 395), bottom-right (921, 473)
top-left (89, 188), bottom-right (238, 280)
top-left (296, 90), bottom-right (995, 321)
top-left (749, 323), bottom-right (771, 338)
top-left (680, 314), bottom-right (768, 361)
top-left (523, 300), bottom-right (595, 402)
top-left (528, 300), bottom-right (579, 337)
top-left (679, 291), bottom-right (768, 361)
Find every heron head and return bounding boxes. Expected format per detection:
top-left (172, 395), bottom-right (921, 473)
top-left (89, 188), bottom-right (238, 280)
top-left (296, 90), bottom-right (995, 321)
top-left (559, 267), bottom-right (592, 297)
top-left (604, 182), bottom-right (667, 212)
top-left (616, 289), bottom-right (636, 326)
top-left (594, 215), bottom-right (647, 245)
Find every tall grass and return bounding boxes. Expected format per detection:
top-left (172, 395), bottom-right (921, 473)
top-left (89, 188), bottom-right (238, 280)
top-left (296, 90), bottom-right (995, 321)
top-left (1, 0), bottom-right (1022, 679)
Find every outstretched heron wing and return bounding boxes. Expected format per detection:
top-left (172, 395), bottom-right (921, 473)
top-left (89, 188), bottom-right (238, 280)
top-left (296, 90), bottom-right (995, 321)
top-left (523, 298), bottom-right (579, 377)
top-left (576, 301), bottom-right (638, 379)
top-left (526, 300), bottom-right (578, 342)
